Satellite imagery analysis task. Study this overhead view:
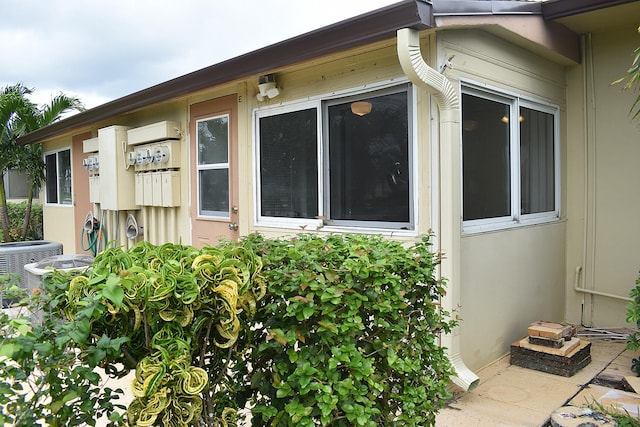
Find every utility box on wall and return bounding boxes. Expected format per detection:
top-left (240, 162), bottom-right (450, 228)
top-left (98, 125), bottom-right (136, 210)
top-left (127, 120), bottom-right (183, 208)
top-left (83, 137), bottom-right (100, 203)
top-left (127, 121), bottom-right (181, 145)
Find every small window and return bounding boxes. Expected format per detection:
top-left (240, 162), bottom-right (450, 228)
top-left (462, 94), bottom-right (511, 221)
top-left (4, 169), bottom-right (38, 200)
top-left (197, 115), bottom-right (230, 217)
top-left (256, 84), bottom-right (413, 230)
top-left (259, 108), bottom-right (318, 218)
top-left (45, 149), bottom-right (72, 205)
top-left (520, 105), bottom-right (555, 215)
top-left (462, 86), bottom-right (558, 232)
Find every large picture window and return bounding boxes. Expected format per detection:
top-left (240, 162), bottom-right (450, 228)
top-left (462, 86), bottom-right (558, 232)
top-left (256, 85), bottom-right (413, 230)
top-left (45, 148), bottom-right (72, 205)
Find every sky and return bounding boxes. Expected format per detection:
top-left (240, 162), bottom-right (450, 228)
top-left (1, 0), bottom-right (398, 111)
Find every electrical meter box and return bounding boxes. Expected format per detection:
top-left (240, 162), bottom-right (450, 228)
top-left (83, 137), bottom-right (100, 203)
top-left (133, 140), bottom-right (181, 172)
top-left (98, 125), bottom-right (136, 210)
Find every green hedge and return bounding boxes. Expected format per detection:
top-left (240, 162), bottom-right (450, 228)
top-left (0, 233), bottom-right (455, 427)
top-left (0, 202), bottom-right (43, 243)
top-left (242, 233), bottom-right (455, 426)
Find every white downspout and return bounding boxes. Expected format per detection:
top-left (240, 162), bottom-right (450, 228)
top-left (397, 28), bottom-right (480, 392)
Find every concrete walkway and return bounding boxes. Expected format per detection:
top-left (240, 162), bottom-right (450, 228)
top-left (436, 336), bottom-right (631, 426)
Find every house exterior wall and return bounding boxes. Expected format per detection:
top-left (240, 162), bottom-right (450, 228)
top-left (72, 131), bottom-right (93, 254)
top-left (37, 25), bottom-right (586, 372)
top-left (41, 39), bottom-right (427, 249)
top-left (42, 102), bottom-right (194, 252)
top-left (42, 136), bottom-right (77, 253)
top-left (461, 223), bottom-right (566, 367)
top-left (237, 39), bottom-right (433, 240)
top-left (438, 29), bottom-right (568, 369)
top-left (564, 23), bottom-right (640, 328)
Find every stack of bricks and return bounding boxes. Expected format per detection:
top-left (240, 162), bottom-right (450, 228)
top-left (510, 321), bottom-right (591, 377)
top-left (527, 321), bottom-right (577, 349)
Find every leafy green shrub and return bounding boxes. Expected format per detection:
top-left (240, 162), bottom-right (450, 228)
top-left (0, 233), bottom-right (455, 426)
top-left (243, 233), bottom-right (455, 426)
top-left (627, 277), bottom-right (640, 374)
top-left (0, 274), bottom-right (126, 426)
top-left (0, 201), bottom-right (43, 242)
top-left (1, 240), bottom-right (265, 426)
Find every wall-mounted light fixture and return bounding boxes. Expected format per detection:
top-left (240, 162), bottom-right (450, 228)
top-left (256, 74), bottom-right (280, 101)
top-left (351, 101), bottom-right (372, 116)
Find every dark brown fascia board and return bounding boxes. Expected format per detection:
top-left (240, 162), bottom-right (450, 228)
top-left (18, 0), bottom-right (434, 145)
top-left (542, 0), bottom-right (639, 20)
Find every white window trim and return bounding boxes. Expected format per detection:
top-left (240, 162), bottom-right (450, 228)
top-left (253, 79), bottom-right (419, 236)
top-left (43, 147), bottom-right (73, 207)
top-left (461, 82), bottom-right (560, 235)
top-left (253, 100), bottom-right (322, 231)
top-left (196, 114), bottom-right (230, 219)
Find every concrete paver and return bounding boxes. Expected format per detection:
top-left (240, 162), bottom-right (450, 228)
top-left (436, 339), bottom-right (629, 426)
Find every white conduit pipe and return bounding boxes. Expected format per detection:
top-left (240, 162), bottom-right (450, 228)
top-left (573, 266), bottom-right (632, 302)
top-left (397, 28), bottom-right (480, 391)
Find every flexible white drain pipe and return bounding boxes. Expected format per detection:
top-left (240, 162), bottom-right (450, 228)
top-left (397, 28), bottom-right (479, 391)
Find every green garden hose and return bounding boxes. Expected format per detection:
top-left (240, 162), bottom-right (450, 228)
top-left (80, 221), bottom-right (107, 256)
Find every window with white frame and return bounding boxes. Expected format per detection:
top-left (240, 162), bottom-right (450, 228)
top-left (197, 114), bottom-right (230, 217)
top-left (461, 86), bottom-right (559, 232)
top-left (256, 84), bottom-right (413, 230)
top-left (4, 169), bottom-right (38, 199)
top-left (44, 148), bottom-right (72, 205)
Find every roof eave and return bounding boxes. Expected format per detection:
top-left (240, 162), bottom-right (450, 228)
top-left (541, 0), bottom-right (639, 20)
top-left (18, 0), bottom-right (434, 145)
top-left (433, 0), bottom-right (542, 16)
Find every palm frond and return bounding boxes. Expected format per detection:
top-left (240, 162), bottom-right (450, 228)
top-left (39, 93), bottom-right (84, 127)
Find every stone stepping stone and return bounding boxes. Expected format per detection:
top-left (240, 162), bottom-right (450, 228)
top-left (550, 406), bottom-right (617, 427)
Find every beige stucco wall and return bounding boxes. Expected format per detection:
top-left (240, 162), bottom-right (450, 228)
top-left (40, 39), bottom-right (421, 251)
top-left (38, 26), bottom-right (587, 371)
top-left (439, 29), bottom-right (568, 369)
top-left (42, 136), bottom-right (77, 253)
top-left (461, 223), bottom-right (566, 366)
top-left (41, 101), bottom-right (194, 251)
top-left (565, 24), bottom-right (640, 328)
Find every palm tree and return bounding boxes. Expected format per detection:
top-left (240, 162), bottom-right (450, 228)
top-left (0, 84), bottom-right (84, 241)
top-left (0, 84), bottom-right (32, 241)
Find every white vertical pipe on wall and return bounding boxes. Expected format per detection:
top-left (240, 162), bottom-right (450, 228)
top-left (397, 28), bottom-right (479, 391)
top-left (142, 207), bottom-right (149, 244)
top-left (168, 207), bottom-right (177, 243)
top-left (119, 211), bottom-right (127, 249)
top-left (151, 207), bottom-right (158, 245)
top-left (106, 210), bottom-right (116, 248)
top-left (156, 207), bottom-right (163, 245)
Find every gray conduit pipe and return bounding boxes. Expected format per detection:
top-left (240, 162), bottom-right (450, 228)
top-left (397, 28), bottom-right (480, 391)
